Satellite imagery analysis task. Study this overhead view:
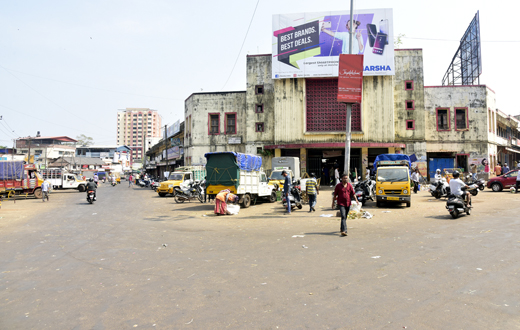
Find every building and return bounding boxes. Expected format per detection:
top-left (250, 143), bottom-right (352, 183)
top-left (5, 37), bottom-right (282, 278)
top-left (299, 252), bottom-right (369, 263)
top-left (76, 145), bottom-right (132, 172)
top-left (184, 50), bottom-right (517, 181)
top-left (145, 121), bottom-right (185, 178)
top-left (15, 136), bottom-right (77, 169)
top-left (116, 108), bottom-right (162, 162)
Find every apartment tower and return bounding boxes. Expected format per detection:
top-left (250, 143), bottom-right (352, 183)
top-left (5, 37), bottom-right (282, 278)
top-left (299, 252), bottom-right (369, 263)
top-left (117, 108), bottom-right (162, 161)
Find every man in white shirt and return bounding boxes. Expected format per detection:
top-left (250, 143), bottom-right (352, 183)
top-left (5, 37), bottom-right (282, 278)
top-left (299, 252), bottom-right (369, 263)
top-left (41, 180), bottom-right (50, 202)
top-left (411, 169), bottom-right (420, 194)
top-left (449, 171), bottom-right (470, 205)
top-left (434, 169), bottom-right (443, 183)
top-left (321, 20), bottom-right (364, 54)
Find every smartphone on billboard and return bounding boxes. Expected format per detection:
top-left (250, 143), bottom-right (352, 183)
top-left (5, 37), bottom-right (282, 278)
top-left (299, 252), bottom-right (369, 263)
top-left (366, 24), bottom-right (377, 47)
top-left (322, 21), bottom-right (331, 29)
top-left (379, 19), bottom-right (389, 45)
top-left (373, 33), bottom-right (387, 55)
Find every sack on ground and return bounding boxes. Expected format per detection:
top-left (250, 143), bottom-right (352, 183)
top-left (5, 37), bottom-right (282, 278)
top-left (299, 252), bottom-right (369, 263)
top-left (350, 201), bottom-right (361, 213)
top-left (226, 204), bottom-right (240, 215)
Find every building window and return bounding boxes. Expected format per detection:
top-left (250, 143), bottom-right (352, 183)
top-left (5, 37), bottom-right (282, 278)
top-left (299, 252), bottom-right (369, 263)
top-left (209, 113), bottom-right (220, 135)
top-left (225, 113), bottom-right (236, 134)
top-left (436, 108), bottom-right (450, 131)
top-left (255, 85), bottom-right (264, 95)
top-left (255, 104), bottom-right (264, 113)
top-left (406, 120), bottom-right (415, 130)
top-left (405, 80), bottom-right (414, 90)
top-left (256, 147), bottom-right (263, 154)
top-left (255, 122), bottom-right (264, 132)
top-left (405, 100), bottom-right (415, 110)
top-left (455, 108), bottom-right (468, 130)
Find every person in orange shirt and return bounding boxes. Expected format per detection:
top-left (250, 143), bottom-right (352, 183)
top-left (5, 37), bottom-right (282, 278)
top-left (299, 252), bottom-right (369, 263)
top-left (494, 162), bottom-right (502, 176)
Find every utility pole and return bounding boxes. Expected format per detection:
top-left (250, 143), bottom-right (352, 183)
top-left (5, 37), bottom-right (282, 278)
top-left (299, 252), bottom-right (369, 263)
top-left (27, 137), bottom-right (32, 164)
top-left (164, 125), bottom-right (168, 175)
top-left (344, 0), bottom-right (354, 180)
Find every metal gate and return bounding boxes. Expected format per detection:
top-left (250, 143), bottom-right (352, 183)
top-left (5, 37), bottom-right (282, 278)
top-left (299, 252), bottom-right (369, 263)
top-left (307, 157), bottom-right (322, 178)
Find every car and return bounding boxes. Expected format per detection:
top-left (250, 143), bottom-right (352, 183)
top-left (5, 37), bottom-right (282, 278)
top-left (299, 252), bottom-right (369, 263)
top-left (486, 169), bottom-right (518, 192)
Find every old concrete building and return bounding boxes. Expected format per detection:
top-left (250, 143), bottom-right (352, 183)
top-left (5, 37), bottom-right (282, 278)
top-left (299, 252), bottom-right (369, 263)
top-left (184, 49), bottom-right (517, 180)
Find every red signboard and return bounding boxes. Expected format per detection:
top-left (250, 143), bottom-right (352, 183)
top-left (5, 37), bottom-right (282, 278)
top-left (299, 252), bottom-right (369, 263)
top-left (337, 54), bottom-right (364, 103)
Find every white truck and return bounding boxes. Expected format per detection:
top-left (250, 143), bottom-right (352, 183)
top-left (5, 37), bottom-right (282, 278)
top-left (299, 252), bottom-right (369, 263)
top-left (269, 157), bottom-right (301, 190)
top-left (41, 169), bottom-right (87, 192)
top-left (204, 152), bottom-right (276, 208)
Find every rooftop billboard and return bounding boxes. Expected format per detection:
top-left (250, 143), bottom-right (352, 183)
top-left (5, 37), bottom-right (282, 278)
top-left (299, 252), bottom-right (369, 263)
top-left (272, 9), bottom-right (394, 79)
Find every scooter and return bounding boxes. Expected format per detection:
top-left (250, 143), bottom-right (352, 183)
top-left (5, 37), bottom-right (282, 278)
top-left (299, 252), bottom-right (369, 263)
top-left (465, 175), bottom-right (484, 195)
top-left (430, 178), bottom-right (450, 199)
top-left (86, 190), bottom-right (96, 204)
top-left (354, 178), bottom-right (375, 206)
top-left (282, 181), bottom-right (303, 210)
top-left (445, 184), bottom-right (478, 219)
top-left (173, 180), bottom-right (204, 203)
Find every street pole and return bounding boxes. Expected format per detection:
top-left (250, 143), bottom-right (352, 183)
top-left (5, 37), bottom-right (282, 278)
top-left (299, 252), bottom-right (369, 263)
top-left (164, 125), bottom-right (168, 176)
top-left (344, 0), bottom-right (354, 180)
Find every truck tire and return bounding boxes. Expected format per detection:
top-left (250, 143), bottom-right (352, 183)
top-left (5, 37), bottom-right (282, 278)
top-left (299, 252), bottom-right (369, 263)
top-left (158, 193), bottom-right (166, 197)
top-left (406, 201), bottom-right (411, 207)
top-left (34, 188), bottom-right (42, 199)
top-left (268, 191), bottom-right (276, 203)
top-left (78, 184), bottom-right (86, 192)
top-left (242, 194), bottom-right (251, 208)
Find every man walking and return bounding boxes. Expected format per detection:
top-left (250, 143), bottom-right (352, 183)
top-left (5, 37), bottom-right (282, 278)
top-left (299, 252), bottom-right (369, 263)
top-left (332, 174), bottom-right (358, 236)
top-left (306, 173), bottom-right (319, 212)
top-left (502, 163), bottom-right (510, 174)
top-left (128, 174), bottom-right (134, 188)
top-left (41, 179), bottom-right (50, 202)
top-left (494, 162), bottom-right (502, 176)
top-left (282, 170), bottom-right (291, 214)
top-left (411, 168), bottom-right (420, 194)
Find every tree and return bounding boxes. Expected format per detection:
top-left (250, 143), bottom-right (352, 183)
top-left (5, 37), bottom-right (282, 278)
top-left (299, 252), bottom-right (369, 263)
top-left (76, 134), bottom-right (94, 146)
top-left (394, 33), bottom-right (405, 49)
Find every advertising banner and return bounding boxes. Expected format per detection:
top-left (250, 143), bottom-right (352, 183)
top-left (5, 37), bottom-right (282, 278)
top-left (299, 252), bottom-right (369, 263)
top-left (272, 9), bottom-right (394, 78)
top-left (337, 54), bottom-right (363, 102)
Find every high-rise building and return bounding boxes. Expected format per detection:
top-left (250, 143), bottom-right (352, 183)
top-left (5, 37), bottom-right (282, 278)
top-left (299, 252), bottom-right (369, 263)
top-left (117, 108), bottom-right (162, 162)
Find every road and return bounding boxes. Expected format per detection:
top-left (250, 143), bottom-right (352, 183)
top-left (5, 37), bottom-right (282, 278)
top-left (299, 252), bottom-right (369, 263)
top-left (1, 183), bottom-right (519, 329)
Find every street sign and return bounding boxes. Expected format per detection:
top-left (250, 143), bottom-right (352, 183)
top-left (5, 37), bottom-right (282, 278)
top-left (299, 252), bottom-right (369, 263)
top-left (337, 54), bottom-right (364, 103)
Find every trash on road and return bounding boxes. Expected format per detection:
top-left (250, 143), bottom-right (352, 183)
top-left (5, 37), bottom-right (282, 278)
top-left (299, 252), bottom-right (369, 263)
top-left (382, 211), bottom-right (391, 213)
top-left (292, 235), bottom-right (305, 238)
top-left (302, 245), bottom-right (308, 248)
top-left (371, 256), bottom-right (381, 259)
top-left (320, 214), bottom-right (333, 217)
top-left (361, 211), bottom-right (373, 219)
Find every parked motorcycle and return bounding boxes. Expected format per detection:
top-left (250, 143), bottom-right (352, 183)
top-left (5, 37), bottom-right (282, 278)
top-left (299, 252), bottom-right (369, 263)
top-left (465, 175), bottom-right (484, 195)
top-left (151, 178), bottom-right (160, 191)
top-left (138, 179), bottom-right (150, 188)
top-left (445, 184), bottom-right (478, 219)
top-left (354, 177), bottom-right (376, 206)
top-left (429, 178), bottom-right (450, 199)
top-left (282, 181), bottom-right (303, 210)
top-left (86, 190), bottom-right (96, 204)
top-left (173, 180), bottom-right (204, 203)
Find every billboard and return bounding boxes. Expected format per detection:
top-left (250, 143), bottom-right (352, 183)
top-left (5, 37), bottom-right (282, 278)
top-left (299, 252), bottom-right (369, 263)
top-left (337, 54), bottom-right (364, 102)
top-left (167, 120), bottom-right (181, 138)
top-left (272, 9), bottom-right (394, 79)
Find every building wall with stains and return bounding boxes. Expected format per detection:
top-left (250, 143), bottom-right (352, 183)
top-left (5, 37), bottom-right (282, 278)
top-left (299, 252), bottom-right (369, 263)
top-left (424, 85), bottom-right (493, 158)
top-left (393, 49), bottom-right (426, 158)
top-left (184, 92), bottom-right (246, 165)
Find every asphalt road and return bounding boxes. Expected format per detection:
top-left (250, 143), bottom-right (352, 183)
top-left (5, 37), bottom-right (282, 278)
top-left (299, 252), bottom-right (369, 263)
top-left (1, 183), bottom-right (519, 329)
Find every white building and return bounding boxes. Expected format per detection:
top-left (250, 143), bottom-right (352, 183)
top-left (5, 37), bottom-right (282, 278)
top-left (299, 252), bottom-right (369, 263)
top-left (116, 108), bottom-right (162, 162)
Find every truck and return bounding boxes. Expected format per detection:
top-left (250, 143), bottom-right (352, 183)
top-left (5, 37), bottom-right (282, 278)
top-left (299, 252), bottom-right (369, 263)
top-left (205, 152), bottom-right (276, 208)
top-left (268, 157), bottom-right (300, 191)
top-left (41, 169), bottom-right (87, 191)
top-left (156, 165), bottom-right (206, 197)
top-left (374, 154), bottom-right (412, 208)
top-left (0, 161), bottom-right (44, 198)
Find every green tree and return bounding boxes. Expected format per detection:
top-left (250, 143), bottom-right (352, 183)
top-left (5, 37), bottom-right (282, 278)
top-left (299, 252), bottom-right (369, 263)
top-left (76, 134), bottom-right (94, 146)
top-left (394, 33), bottom-right (405, 49)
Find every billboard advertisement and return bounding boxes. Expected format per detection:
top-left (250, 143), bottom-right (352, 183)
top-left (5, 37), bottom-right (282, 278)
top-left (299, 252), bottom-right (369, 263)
top-left (272, 9), bottom-right (394, 79)
top-left (167, 120), bottom-right (181, 138)
top-left (337, 54), bottom-right (363, 102)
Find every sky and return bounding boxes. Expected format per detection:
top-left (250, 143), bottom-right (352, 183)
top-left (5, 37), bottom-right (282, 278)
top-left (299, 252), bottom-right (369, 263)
top-left (1, 0), bottom-right (518, 147)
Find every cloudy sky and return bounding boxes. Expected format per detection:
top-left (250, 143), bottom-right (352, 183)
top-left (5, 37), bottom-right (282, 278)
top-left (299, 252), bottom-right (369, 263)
top-left (0, 0), bottom-right (517, 146)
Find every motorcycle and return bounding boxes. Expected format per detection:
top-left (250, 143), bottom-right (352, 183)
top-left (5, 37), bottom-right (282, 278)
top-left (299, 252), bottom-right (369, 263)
top-left (445, 184), bottom-right (478, 219)
top-left (86, 190), bottom-right (96, 204)
top-left (138, 179), bottom-right (150, 188)
top-left (429, 178), bottom-right (450, 199)
top-left (465, 175), bottom-right (484, 195)
top-left (151, 178), bottom-right (160, 191)
top-left (173, 180), bottom-right (204, 203)
top-left (282, 181), bottom-right (303, 210)
top-left (354, 177), bottom-right (376, 206)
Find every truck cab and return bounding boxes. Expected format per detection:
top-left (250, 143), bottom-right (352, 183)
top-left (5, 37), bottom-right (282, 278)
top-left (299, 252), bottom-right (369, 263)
top-left (375, 159), bottom-right (412, 208)
top-left (268, 169), bottom-right (293, 191)
top-left (157, 172), bottom-right (193, 197)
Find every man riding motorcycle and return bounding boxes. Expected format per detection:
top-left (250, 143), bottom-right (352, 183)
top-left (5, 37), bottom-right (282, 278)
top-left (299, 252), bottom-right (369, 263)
top-left (434, 169), bottom-right (442, 182)
top-left (449, 171), bottom-right (470, 206)
top-left (86, 178), bottom-right (98, 201)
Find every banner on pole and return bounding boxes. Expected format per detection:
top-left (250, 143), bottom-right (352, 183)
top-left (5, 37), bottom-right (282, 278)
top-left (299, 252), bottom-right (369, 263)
top-left (337, 54), bottom-right (363, 102)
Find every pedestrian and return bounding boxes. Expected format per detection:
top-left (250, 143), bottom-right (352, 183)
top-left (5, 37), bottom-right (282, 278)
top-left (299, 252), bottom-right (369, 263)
top-left (334, 166), bottom-right (340, 185)
top-left (306, 173), bottom-right (319, 212)
top-left (214, 189), bottom-right (238, 215)
top-left (470, 164), bottom-right (477, 180)
top-left (494, 162), bottom-right (502, 176)
top-left (502, 163), bottom-right (510, 174)
top-left (332, 174), bottom-right (359, 236)
top-left (128, 174), bottom-right (134, 187)
top-left (282, 170), bottom-right (291, 214)
top-left (322, 167), bottom-right (329, 185)
top-left (41, 179), bottom-right (50, 202)
top-left (516, 164), bottom-right (520, 193)
top-left (411, 168), bottom-right (420, 194)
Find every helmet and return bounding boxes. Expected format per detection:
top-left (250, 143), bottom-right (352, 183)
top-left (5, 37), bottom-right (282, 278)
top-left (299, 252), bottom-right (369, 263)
top-left (436, 169), bottom-right (441, 173)
top-left (453, 171), bottom-right (460, 178)
top-left (89, 178), bottom-right (94, 182)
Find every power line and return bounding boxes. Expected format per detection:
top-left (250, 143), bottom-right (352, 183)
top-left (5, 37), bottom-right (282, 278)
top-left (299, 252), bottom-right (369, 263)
top-left (221, 0), bottom-right (260, 90)
top-left (403, 36), bottom-right (520, 43)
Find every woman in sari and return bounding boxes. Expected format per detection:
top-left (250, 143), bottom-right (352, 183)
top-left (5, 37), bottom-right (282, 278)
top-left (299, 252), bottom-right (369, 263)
top-left (215, 189), bottom-right (238, 215)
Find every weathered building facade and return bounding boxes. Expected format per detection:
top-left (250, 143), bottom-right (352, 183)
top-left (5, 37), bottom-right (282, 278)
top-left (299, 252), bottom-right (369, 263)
top-left (183, 49), bottom-right (518, 180)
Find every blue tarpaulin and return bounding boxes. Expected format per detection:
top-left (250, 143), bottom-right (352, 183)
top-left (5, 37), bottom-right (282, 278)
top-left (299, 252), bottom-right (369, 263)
top-left (204, 152), bottom-right (262, 172)
top-left (0, 161), bottom-right (24, 180)
top-left (374, 154), bottom-right (411, 171)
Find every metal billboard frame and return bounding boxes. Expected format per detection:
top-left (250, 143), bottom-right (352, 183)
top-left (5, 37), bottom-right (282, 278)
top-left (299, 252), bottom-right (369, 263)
top-left (442, 11), bottom-right (482, 86)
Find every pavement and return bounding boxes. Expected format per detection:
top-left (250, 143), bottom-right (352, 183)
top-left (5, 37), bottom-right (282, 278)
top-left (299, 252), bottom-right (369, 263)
top-left (1, 183), bottom-right (519, 329)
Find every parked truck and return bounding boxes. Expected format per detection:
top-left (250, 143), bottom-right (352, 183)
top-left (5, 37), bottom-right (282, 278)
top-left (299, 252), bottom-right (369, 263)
top-left (268, 157), bottom-right (300, 191)
top-left (156, 165), bottom-right (206, 197)
top-left (205, 152), bottom-right (276, 208)
top-left (0, 161), bottom-right (44, 198)
top-left (41, 168), bottom-right (87, 191)
top-left (374, 154), bottom-right (412, 208)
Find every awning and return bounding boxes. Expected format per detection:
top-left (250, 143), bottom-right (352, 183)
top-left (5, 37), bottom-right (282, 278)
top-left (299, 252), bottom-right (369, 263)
top-left (505, 147), bottom-right (520, 154)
